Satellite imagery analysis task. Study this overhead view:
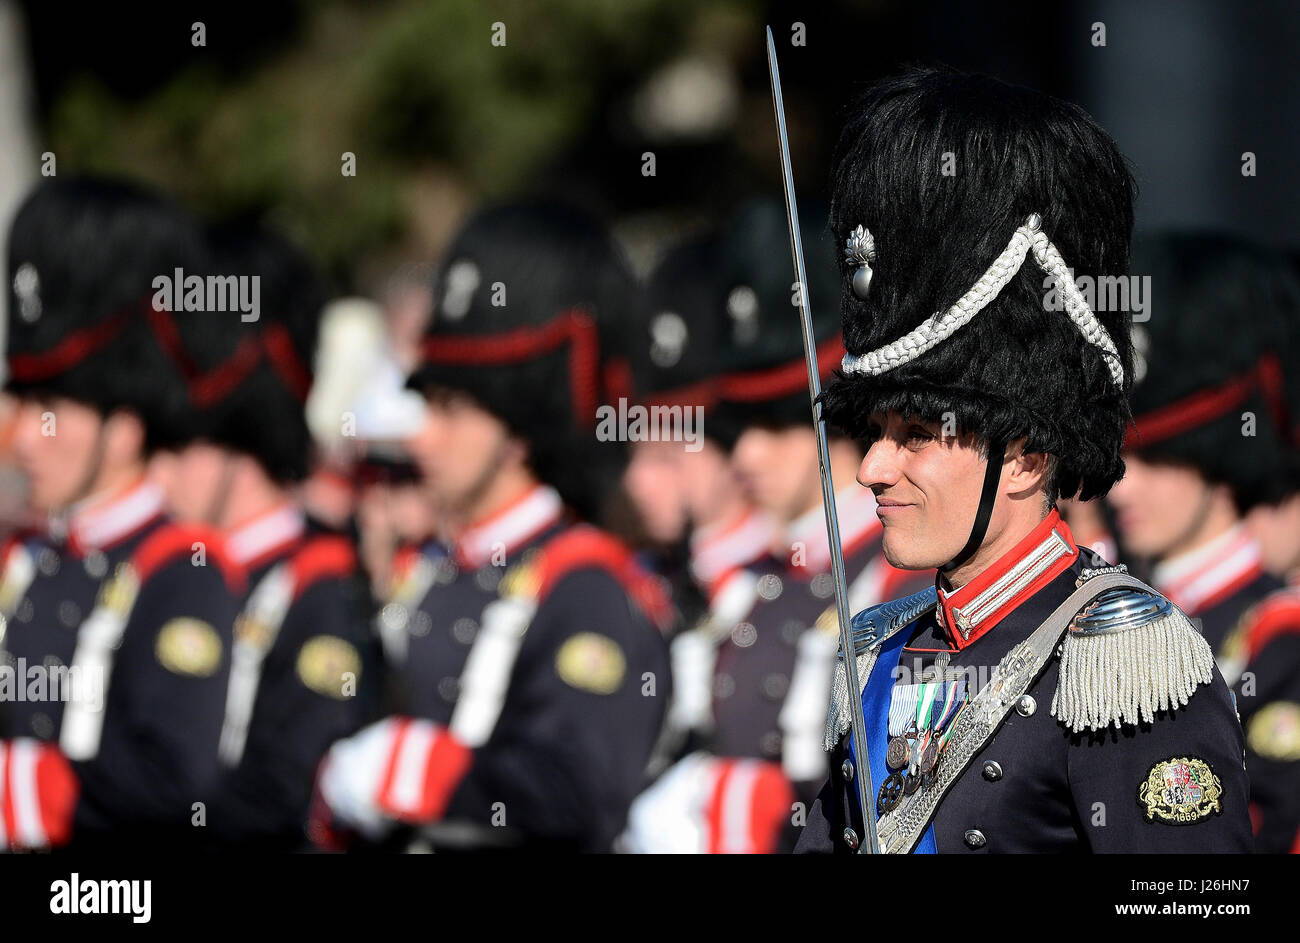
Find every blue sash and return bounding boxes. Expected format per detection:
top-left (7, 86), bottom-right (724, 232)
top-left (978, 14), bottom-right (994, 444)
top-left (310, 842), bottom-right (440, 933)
top-left (846, 627), bottom-right (937, 854)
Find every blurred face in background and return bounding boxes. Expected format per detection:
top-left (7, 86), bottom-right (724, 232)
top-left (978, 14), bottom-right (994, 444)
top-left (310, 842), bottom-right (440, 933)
top-left (406, 386), bottom-right (526, 519)
top-left (10, 395), bottom-right (143, 513)
top-left (732, 424), bottom-right (821, 523)
top-left (680, 439), bottom-right (741, 527)
top-left (357, 471), bottom-right (438, 596)
top-left (1246, 493), bottom-right (1300, 578)
top-left (160, 441), bottom-right (234, 524)
top-left (623, 439), bottom-right (689, 545)
top-left (1108, 454), bottom-right (1234, 560)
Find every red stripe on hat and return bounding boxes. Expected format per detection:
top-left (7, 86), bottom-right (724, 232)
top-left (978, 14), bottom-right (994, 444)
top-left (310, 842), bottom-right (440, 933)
top-left (145, 305), bottom-right (259, 407)
top-left (7, 310), bottom-right (132, 382)
top-left (146, 307), bottom-right (310, 408)
top-left (144, 303), bottom-right (199, 378)
top-left (716, 336), bottom-right (844, 403)
top-left (644, 378), bottom-right (718, 411)
top-left (261, 322), bottom-right (313, 402)
top-left (1128, 353), bottom-right (1290, 449)
top-left (187, 335), bottom-right (263, 408)
top-left (419, 309), bottom-right (601, 426)
top-left (603, 357), bottom-right (634, 406)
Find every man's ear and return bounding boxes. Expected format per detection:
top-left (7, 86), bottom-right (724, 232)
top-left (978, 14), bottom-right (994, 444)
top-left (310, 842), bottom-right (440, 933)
top-left (1005, 438), bottom-right (1050, 498)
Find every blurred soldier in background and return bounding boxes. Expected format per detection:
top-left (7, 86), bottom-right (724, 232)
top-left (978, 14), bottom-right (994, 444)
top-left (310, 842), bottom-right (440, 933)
top-left (620, 230), bottom-right (774, 665)
top-left (303, 283), bottom-right (435, 595)
top-left (1248, 485), bottom-right (1300, 587)
top-left (1244, 283), bottom-right (1300, 589)
top-left (146, 221), bottom-right (373, 851)
top-left (1110, 232), bottom-right (1300, 852)
top-left (310, 201), bottom-right (673, 852)
top-left (328, 295), bottom-right (438, 599)
top-left (623, 201), bottom-right (926, 853)
top-left (0, 177), bottom-right (242, 850)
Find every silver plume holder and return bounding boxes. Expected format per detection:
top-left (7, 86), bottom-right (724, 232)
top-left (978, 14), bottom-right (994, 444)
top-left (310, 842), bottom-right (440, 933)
top-left (845, 225), bottom-right (877, 300)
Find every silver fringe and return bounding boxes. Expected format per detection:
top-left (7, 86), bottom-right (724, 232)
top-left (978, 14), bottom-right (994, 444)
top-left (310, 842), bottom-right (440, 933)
top-left (1050, 609), bottom-right (1215, 732)
top-left (825, 649), bottom-right (879, 751)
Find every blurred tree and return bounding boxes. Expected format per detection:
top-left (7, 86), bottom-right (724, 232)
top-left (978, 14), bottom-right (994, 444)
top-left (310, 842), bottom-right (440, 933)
top-left (32, 0), bottom-right (713, 289)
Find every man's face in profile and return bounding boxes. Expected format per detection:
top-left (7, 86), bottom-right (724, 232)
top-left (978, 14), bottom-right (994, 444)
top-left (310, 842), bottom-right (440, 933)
top-left (855, 410), bottom-right (992, 570)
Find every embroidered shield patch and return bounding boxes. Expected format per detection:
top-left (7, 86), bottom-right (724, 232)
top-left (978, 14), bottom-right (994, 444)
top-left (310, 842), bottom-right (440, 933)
top-left (1246, 701), bottom-right (1300, 762)
top-left (296, 635), bottom-right (362, 699)
top-left (1138, 756), bottom-right (1223, 824)
top-left (555, 632), bottom-right (625, 694)
top-left (156, 618), bottom-right (223, 677)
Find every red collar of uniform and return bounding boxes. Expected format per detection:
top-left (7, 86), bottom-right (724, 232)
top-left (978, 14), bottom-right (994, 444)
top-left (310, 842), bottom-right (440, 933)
top-left (453, 484), bottom-right (565, 569)
top-left (1152, 524), bottom-right (1262, 615)
top-left (59, 478), bottom-right (166, 553)
top-left (689, 509), bottom-right (774, 589)
top-left (935, 509), bottom-right (1079, 649)
top-left (227, 501), bottom-right (307, 569)
top-left (786, 485), bottom-right (882, 578)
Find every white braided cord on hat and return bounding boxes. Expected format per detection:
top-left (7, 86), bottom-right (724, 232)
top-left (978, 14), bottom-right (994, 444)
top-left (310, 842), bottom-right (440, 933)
top-left (840, 216), bottom-right (1124, 387)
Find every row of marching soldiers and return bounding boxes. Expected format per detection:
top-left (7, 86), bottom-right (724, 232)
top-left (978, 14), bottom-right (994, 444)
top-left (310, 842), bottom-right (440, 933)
top-left (1, 175), bottom-right (1299, 854)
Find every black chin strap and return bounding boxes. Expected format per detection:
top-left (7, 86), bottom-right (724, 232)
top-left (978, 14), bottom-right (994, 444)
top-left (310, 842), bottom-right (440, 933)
top-left (940, 440), bottom-right (1006, 574)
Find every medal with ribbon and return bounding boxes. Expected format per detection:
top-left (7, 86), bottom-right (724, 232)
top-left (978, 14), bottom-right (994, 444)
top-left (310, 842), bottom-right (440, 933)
top-left (878, 670), bottom-right (970, 815)
top-left (879, 683), bottom-right (919, 814)
top-left (923, 678), bottom-right (967, 788)
top-left (907, 681), bottom-right (942, 795)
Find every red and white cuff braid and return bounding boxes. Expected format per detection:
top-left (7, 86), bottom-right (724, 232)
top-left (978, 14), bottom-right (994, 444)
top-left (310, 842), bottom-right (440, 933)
top-left (622, 752), bottom-right (794, 854)
top-left (309, 717), bottom-right (472, 849)
top-left (0, 739), bottom-right (79, 850)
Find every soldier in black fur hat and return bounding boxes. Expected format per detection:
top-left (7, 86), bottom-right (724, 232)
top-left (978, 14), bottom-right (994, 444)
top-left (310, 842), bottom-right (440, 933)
top-left (0, 177), bottom-right (242, 850)
top-left (309, 201), bottom-right (672, 852)
top-left (620, 232), bottom-right (774, 631)
top-left (1109, 232), bottom-right (1300, 852)
top-left (144, 220), bottom-right (373, 851)
top-left (797, 68), bottom-right (1251, 853)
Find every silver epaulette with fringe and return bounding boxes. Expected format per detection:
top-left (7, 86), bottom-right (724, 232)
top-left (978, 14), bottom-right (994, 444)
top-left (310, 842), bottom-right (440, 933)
top-left (1050, 567), bottom-right (1216, 732)
top-left (824, 586), bottom-right (939, 750)
top-left (823, 567), bottom-right (1218, 751)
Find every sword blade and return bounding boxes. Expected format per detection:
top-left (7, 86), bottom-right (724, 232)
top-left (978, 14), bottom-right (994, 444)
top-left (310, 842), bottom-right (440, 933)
top-left (765, 25), bottom-right (878, 854)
